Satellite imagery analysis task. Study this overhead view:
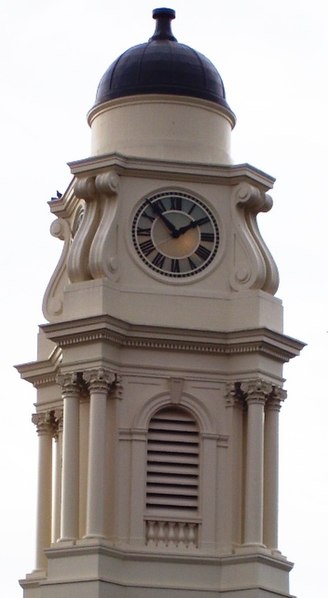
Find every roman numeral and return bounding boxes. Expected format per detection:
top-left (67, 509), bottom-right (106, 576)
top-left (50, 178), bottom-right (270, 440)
top-left (140, 239), bottom-right (155, 256)
top-left (137, 227), bottom-right (151, 237)
top-left (155, 199), bottom-right (166, 213)
top-left (171, 259), bottom-right (180, 273)
top-left (195, 245), bottom-right (211, 261)
top-left (187, 203), bottom-right (196, 215)
top-left (170, 196), bottom-right (182, 210)
top-left (196, 216), bottom-right (210, 227)
top-left (143, 211), bottom-right (155, 222)
top-left (188, 257), bottom-right (197, 270)
top-left (152, 252), bottom-right (166, 269)
top-left (200, 232), bottom-right (215, 242)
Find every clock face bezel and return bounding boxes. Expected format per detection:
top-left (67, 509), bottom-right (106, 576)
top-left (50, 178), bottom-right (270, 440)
top-left (131, 190), bottom-right (220, 280)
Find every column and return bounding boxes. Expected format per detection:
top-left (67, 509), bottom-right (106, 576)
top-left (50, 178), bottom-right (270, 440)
top-left (57, 372), bottom-right (81, 542)
top-left (243, 379), bottom-right (271, 546)
top-left (52, 408), bottom-right (63, 543)
top-left (83, 368), bottom-right (115, 538)
top-left (263, 386), bottom-right (286, 551)
top-left (32, 411), bottom-right (53, 572)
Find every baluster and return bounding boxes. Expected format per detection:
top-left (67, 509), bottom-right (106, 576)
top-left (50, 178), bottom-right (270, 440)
top-left (186, 523), bottom-right (197, 549)
top-left (167, 521), bottom-right (176, 547)
top-left (147, 520), bottom-right (156, 547)
top-left (157, 521), bottom-right (166, 547)
top-left (177, 522), bottom-right (186, 548)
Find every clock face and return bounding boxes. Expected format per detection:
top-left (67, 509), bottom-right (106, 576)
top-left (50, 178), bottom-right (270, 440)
top-left (132, 191), bottom-right (219, 278)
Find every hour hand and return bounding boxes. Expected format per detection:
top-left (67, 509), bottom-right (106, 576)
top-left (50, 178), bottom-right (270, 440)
top-left (146, 199), bottom-right (178, 235)
top-left (176, 216), bottom-right (210, 236)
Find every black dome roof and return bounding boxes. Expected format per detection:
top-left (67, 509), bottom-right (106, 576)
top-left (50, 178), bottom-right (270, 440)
top-left (95, 8), bottom-right (232, 112)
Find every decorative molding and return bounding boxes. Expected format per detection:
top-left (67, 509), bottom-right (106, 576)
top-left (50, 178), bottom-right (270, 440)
top-left (170, 378), bottom-right (184, 404)
top-left (68, 152), bottom-right (275, 192)
top-left (67, 178), bottom-right (100, 283)
top-left (74, 176), bottom-right (98, 201)
top-left (56, 372), bottom-right (82, 398)
top-left (42, 218), bottom-right (70, 321)
top-left (111, 374), bottom-right (123, 400)
top-left (89, 172), bottom-right (120, 280)
top-left (53, 408), bottom-right (64, 439)
top-left (119, 428), bottom-right (147, 442)
top-left (145, 519), bottom-right (199, 549)
top-left (95, 171), bottom-right (120, 196)
top-left (83, 368), bottom-right (116, 394)
top-left (225, 382), bottom-right (247, 408)
top-left (230, 183), bottom-right (279, 294)
top-left (32, 410), bottom-right (57, 436)
top-left (66, 170), bottom-right (120, 283)
top-left (225, 380), bottom-right (285, 408)
top-left (225, 378), bottom-right (287, 411)
top-left (217, 434), bottom-right (229, 448)
top-left (15, 346), bottom-right (62, 388)
top-left (266, 386), bottom-right (287, 412)
top-left (241, 378), bottom-right (273, 406)
top-left (42, 316), bottom-right (305, 365)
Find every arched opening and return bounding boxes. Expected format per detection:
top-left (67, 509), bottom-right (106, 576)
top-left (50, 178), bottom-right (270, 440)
top-left (145, 405), bottom-right (200, 548)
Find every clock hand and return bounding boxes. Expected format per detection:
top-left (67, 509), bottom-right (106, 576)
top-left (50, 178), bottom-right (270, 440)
top-left (146, 198), bottom-right (178, 235)
top-left (176, 216), bottom-right (210, 236)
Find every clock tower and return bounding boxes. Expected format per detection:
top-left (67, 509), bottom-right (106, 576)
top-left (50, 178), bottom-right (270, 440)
top-left (17, 8), bottom-right (303, 598)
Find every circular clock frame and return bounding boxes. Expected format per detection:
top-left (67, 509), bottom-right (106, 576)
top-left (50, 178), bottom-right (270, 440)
top-left (132, 191), bottom-right (220, 279)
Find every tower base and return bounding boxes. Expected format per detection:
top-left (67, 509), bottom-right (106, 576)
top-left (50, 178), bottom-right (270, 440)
top-left (20, 541), bottom-right (295, 598)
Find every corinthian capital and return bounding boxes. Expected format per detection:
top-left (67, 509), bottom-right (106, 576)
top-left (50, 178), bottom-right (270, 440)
top-left (225, 382), bottom-right (247, 408)
top-left (56, 372), bottom-right (81, 398)
top-left (32, 411), bottom-right (54, 435)
top-left (266, 386), bottom-right (287, 412)
top-left (53, 408), bottom-right (64, 439)
top-left (83, 368), bottom-right (116, 394)
top-left (241, 378), bottom-right (273, 406)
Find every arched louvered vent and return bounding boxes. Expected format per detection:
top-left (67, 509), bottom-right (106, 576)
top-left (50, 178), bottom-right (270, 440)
top-left (146, 406), bottom-right (199, 514)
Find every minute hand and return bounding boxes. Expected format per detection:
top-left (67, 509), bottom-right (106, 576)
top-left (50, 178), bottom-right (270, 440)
top-left (146, 199), bottom-right (178, 235)
top-left (176, 216), bottom-right (210, 236)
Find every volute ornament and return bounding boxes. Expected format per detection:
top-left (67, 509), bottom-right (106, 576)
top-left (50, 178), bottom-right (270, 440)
top-left (230, 183), bottom-right (279, 294)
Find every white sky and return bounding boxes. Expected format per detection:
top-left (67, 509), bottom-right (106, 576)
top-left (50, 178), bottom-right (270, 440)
top-left (1, 1), bottom-right (327, 597)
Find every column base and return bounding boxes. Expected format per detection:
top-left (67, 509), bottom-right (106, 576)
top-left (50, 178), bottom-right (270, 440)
top-left (83, 533), bottom-right (106, 540)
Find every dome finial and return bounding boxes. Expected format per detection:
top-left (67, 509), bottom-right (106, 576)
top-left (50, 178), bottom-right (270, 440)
top-left (150, 8), bottom-right (177, 42)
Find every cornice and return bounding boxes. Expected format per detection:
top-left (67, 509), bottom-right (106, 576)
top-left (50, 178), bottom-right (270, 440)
top-left (67, 153), bottom-right (275, 191)
top-left (40, 315), bottom-right (304, 364)
top-left (47, 177), bottom-right (79, 217)
top-left (44, 539), bottom-right (293, 571)
top-left (15, 346), bottom-right (62, 387)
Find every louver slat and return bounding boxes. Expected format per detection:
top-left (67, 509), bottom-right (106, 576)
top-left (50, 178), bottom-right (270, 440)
top-left (146, 407), bottom-right (199, 513)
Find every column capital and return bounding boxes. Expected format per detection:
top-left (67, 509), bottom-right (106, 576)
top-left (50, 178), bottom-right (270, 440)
top-left (266, 386), bottom-right (287, 412)
top-left (242, 378), bottom-right (272, 406)
top-left (83, 368), bottom-right (116, 394)
top-left (32, 411), bottom-right (55, 435)
top-left (53, 408), bottom-right (64, 439)
top-left (225, 382), bottom-right (246, 408)
top-left (56, 372), bottom-right (82, 398)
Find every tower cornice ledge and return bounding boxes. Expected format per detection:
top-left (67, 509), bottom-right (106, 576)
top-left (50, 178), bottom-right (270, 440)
top-left (15, 345), bottom-right (62, 387)
top-left (67, 153), bottom-right (275, 192)
top-left (40, 315), bottom-right (304, 364)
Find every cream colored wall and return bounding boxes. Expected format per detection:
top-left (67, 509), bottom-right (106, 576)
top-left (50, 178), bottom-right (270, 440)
top-left (88, 95), bottom-right (235, 165)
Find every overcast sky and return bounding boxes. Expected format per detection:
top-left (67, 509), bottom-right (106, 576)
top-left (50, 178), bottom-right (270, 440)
top-left (1, 1), bottom-right (327, 597)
